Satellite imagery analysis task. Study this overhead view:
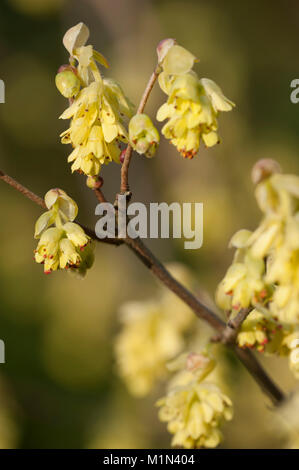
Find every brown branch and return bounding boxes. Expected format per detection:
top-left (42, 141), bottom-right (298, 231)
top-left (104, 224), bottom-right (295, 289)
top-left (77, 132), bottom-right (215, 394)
top-left (233, 346), bottom-right (285, 404)
top-left (0, 170), bottom-right (46, 209)
top-left (124, 236), bottom-right (224, 332)
top-left (0, 169), bottom-right (286, 405)
top-left (228, 308), bottom-right (252, 330)
top-left (94, 188), bottom-right (107, 204)
top-left (120, 64), bottom-right (161, 195)
top-left (218, 308), bottom-right (252, 345)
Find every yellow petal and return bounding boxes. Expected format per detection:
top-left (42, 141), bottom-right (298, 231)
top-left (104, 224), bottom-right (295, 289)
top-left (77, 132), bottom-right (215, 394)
top-left (202, 131), bottom-right (219, 147)
top-left (63, 22), bottom-right (89, 56)
top-left (200, 78), bottom-right (235, 112)
top-left (163, 45), bottom-right (196, 75)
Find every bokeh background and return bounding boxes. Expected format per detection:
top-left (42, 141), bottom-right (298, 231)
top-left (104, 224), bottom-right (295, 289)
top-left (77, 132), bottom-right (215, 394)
top-left (0, 0), bottom-right (299, 449)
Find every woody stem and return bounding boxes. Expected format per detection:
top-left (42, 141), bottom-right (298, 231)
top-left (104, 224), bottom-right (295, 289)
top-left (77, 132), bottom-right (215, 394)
top-left (120, 63), bottom-right (161, 195)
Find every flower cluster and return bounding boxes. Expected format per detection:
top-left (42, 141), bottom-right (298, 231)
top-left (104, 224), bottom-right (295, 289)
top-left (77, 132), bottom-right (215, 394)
top-left (156, 352), bottom-right (233, 448)
top-left (156, 40), bottom-right (234, 159)
top-left (115, 263), bottom-right (194, 396)
top-left (56, 23), bottom-right (133, 176)
top-left (216, 159), bottom-right (299, 375)
top-left (34, 189), bottom-right (94, 277)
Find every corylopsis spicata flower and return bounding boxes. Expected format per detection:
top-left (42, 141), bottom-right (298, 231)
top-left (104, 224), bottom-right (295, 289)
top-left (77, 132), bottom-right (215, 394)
top-left (57, 23), bottom-right (133, 176)
top-left (34, 189), bottom-right (93, 276)
top-left (156, 41), bottom-right (234, 158)
top-left (156, 352), bottom-right (233, 449)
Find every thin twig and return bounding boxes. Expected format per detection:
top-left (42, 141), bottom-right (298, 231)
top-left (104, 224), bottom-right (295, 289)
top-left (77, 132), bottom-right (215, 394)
top-left (124, 236), bottom-right (224, 332)
top-left (94, 188), bottom-right (107, 204)
top-left (0, 170), bottom-right (46, 209)
top-left (220, 308), bottom-right (252, 344)
top-left (120, 64), bottom-right (161, 195)
top-left (233, 346), bottom-right (285, 404)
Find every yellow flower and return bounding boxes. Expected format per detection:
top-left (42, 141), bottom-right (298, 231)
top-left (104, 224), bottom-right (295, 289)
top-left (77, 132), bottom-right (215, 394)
top-left (34, 227), bottom-right (64, 273)
top-left (59, 238), bottom-right (82, 269)
top-left (34, 225), bottom-right (93, 275)
top-left (34, 189), bottom-right (93, 276)
top-left (129, 113), bottom-right (160, 158)
top-left (216, 230), bottom-right (266, 312)
top-left (157, 73), bottom-right (234, 158)
top-left (156, 42), bottom-right (234, 158)
top-left (237, 309), bottom-right (284, 353)
top-left (216, 161), bottom-right (299, 340)
top-left (58, 23), bottom-right (133, 176)
top-left (63, 222), bottom-right (89, 248)
top-left (156, 357), bottom-right (233, 449)
top-left (59, 80), bottom-right (129, 175)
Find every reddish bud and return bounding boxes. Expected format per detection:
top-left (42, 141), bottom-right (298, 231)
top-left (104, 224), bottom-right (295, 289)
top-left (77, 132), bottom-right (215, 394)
top-left (57, 64), bottom-right (78, 75)
top-left (120, 149), bottom-right (126, 164)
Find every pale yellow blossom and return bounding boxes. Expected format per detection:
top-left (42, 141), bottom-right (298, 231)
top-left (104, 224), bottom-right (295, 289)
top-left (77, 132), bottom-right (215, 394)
top-left (156, 42), bottom-right (234, 158)
top-left (34, 189), bottom-right (93, 276)
top-left (157, 353), bottom-right (233, 449)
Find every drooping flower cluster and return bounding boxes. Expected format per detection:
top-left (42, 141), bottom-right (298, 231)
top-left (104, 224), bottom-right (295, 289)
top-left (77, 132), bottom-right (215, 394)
top-left (56, 23), bottom-right (133, 176)
top-left (156, 40), bottom-right (234, 159)
top-left (115, 263), bottom-right (194, 396)
top-left (156, 352), bottom-right (233, 449)
top-left (34, 189), bottom-right (94, 277)
top-left (216, 159), bottom-right (299, 375)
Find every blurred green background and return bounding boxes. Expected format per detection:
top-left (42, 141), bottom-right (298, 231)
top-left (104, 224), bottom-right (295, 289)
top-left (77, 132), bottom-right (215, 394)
top-left (0, 0), bottom-right (299, 449)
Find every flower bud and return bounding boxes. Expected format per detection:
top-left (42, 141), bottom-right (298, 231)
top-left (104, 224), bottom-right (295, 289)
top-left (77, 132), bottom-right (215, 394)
top-left (156, 38), bottom-right (176, 64)
top-left (186, 352), bottom-right (215, 381)
top-left (129, 114), bottom-right (160, 158)
top-left (57, 64), bottom-right (77, 74)
top-left (186, 352), bottom-right (210, 372)
top-left (86, 175), bottom-right (103, 189)
top-left (55, 69), bottom-right (81, 98)
top-left (251, 159), bottom-right (282, 185)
